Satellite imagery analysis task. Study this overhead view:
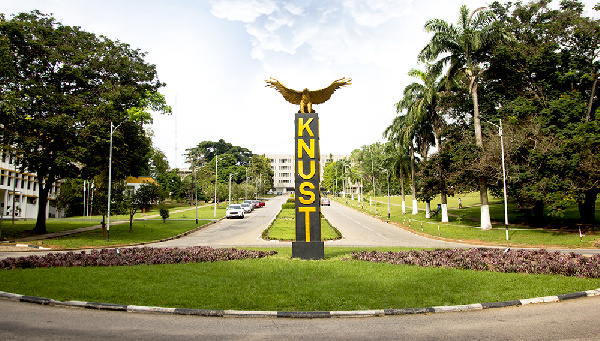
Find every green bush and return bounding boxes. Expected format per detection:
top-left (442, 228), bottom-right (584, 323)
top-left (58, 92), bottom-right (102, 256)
top-left (159, 205), bottom-right (170, 223)
top-left (282, 203), bottom-right (295, 209)
top-left (286, 197), bottom-right (295, 203)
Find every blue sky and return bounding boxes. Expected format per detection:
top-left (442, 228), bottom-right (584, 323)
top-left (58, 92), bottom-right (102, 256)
top-left (3, 0), bottom-right (599, 168)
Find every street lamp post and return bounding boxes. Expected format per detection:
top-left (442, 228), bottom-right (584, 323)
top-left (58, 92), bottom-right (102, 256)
top-left (386, 170), bottom-right (391, 219)
top-left (194, 159), bottom-right (198, 224)
top-left (214, 155), bottom-right (220, 218)
top-left (370, 145), bottom-right (377, 215)
top-left (334, 167), bottom-right (338, 198)
top-left (228, 173), bottom-right (238, 205)
top-left (486, 118), bottom-right (509, 241)
top-left (245, 167), bottom-right (248, 200)
top-left (106, 121), bottom-right (124, 242)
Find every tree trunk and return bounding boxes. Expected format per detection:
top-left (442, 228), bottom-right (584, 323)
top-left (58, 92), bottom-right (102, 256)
top-left (586, 69), bottom-right (598, 122)
top-left (400, 169), bottom-right (406, 214)
top-left (479, 175), bottom-right (492, 230)
top-left (102, 215), bottom-right (107, 239)
top-left (33, 176), bottom-right (52, 234)
top-left (129, 213), bottom-right (134, 233)
top-left (436, 133), bottom-right (449, 222)
top-left (425, 201), bottom-right (431, 219)
top-left (472, 81), bottom-right (492, 230)
top-left (410, 145), bottom-right (418, 215)
top-left (532, 200), bottom-right (544, 224)
top-left (578, 189), bottom-right (598, 223)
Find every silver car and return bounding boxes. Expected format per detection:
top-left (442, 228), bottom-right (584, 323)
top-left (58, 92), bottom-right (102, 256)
top-left (241, 202), bottom-right (253, 213)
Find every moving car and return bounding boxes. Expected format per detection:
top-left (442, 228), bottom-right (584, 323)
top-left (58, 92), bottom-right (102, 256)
top-left (226, 204), bottom-right (244, 219)
top-left (241, 202), bottom-right (253, 213)
top-left (321, 197), bottom-right (331, 206)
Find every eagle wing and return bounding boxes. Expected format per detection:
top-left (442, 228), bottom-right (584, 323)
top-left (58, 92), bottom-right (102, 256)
top-left (265, 78), bottom-right (303, 105)
top-left (309, 77), bottom-right (352, 104)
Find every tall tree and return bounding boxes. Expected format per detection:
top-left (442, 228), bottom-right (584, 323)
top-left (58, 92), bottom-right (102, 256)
top-left (400, 64), bottom-right (450, 220)
top-left (418, 5), bottom-right (502, 229)
top-left (383, 142), bottom-right (411, 214)
top-left (185, 139), bottom-right (252, 168)
top-left (384, 115), bottom-right (420, 215)
top-left (484, 0), bottom-right (600, 224)
top-left (0, 11), bottom-right (170, 233)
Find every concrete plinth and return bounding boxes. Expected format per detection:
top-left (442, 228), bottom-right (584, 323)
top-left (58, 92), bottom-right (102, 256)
top-left (292, 241), bottom-right (324, 260)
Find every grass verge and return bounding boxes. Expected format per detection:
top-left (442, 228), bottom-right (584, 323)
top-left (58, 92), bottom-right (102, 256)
top-left (0, 247), bottom-right (598, 311)
top-left (335, 197), bottom-right (600, 248)
top-left (262, 208), bottom-right (342, 241)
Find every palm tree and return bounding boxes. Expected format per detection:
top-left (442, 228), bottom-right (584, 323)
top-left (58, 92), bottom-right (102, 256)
top-left (406, 64), bottom-right (452, 222)
top-left (384, 75), bottom-right (437, 218)
top-left (383, 142), bottom-right (410, 214)
top-left (418, 5), bottom-right (499, 229)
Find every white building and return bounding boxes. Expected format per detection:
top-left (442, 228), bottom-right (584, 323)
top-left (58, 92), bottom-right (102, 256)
top-left (266, 154), bottom-right (352, 194)
top-left (0, 152), bottom-right (63, 220)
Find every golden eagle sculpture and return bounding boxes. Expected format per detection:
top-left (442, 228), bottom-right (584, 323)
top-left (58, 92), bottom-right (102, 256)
top-left (265, 77), bottom-right (352, 113)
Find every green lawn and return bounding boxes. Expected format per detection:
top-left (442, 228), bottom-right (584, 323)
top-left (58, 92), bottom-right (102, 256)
top-left (1, 247), bottom-right (598, 311)
top-left (333, 195), bottom-right (600, 248)
top-left (0, 219), bottom-right (102, 240)
top-left (39, 219), bottom-right (212, 249)
top-left (262, 208), bottom-right (341, 241)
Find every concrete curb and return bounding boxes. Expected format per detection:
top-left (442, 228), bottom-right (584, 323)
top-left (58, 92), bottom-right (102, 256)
top-left (2, 288), bottom-right (599, 318)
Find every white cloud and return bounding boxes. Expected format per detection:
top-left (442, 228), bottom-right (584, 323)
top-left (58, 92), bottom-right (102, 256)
top-left (209, 0), bottom-right (415, 68)
top-left (209, 0), bottom-right (277, 23)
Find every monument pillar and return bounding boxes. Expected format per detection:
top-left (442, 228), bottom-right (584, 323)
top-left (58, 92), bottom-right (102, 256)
top-left (292, 112), bottom-right (324, 260)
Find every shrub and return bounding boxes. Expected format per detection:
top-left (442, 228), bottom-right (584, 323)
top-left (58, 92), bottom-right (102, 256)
top-left (282, 203), bottom-right (295, 209)
top-left (159, 205), bottom-right (169, 223)
top-left (0, 247), bottom-right (278, 270)
top-left (286, 197), bottom-right (295, 203)
top-left (350, 248), bottom-right (600, 278)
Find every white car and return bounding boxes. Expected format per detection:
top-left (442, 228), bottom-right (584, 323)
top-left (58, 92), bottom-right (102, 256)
top-left (226, 204), bottom-right (245, 219)
top-left (241, 202), bottom-right (253, 213)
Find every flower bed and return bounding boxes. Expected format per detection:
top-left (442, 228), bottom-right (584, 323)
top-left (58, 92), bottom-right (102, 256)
top-left (0, 247), bottom-right (277, 270)
top-left (350, 248), bottom-right (600, 278)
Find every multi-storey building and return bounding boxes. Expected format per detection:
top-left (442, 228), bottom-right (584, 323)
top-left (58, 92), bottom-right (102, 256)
top-left (0, 152), bottom-right (63, 220)
top-left (266, 154), bottom-right (356, 194)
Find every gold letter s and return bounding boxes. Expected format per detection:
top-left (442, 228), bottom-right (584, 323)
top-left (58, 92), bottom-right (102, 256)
top-left (299, 182), bottom-right (315, 205)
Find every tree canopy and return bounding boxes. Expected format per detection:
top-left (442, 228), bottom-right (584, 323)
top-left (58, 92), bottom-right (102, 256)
top-left (0, 11), bottom-right (170, 233)
top-left (383, 0), bottom-right (600, 227)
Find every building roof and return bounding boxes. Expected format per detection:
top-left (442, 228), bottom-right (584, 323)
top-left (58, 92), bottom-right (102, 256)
top-left (125, 176), bottom-right (157, 184)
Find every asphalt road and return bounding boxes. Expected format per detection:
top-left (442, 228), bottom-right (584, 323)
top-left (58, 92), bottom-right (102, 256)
top-left (2, 196), bottom-right (600, 340)
top-left (2, 295), bottom-right (600, 340)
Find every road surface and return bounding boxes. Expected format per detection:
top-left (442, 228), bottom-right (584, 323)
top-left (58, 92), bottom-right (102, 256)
top-left (2, 196), bottom-right (600, 340)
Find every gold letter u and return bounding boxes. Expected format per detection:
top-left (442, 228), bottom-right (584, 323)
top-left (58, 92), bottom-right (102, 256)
top-left (298, 161), bottom-right (315, 180)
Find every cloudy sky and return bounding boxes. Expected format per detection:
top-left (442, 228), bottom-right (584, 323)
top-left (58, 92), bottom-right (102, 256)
top-left (4, 0), bottom-right (599, 168)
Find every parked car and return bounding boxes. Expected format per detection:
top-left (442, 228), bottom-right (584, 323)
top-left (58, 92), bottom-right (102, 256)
top-left (252, 200), bottom-right (265, 208)
top-left (226, 204), bottom-right (244, 219)
top-left (243, 200), bottom-right (255, 210)
top-left (241, 202), bottom-right (253, 213)
top-left (321, 197), bottom-right (331, 206)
